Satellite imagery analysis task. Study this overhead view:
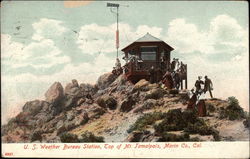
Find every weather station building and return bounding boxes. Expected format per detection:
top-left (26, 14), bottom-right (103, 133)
top-left (121, 33), bottom-right (175, 84)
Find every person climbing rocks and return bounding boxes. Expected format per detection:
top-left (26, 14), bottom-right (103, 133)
top-left (204, 75), bottom-right (213, 98)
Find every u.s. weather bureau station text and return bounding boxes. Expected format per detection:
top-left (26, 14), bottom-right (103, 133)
top-left (22, 142), bottom-right (202, 151)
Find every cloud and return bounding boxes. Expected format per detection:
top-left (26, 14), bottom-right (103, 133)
top-left (76, 23), bottom-right (162, 55)
top-left (32, 18), bottom-right (68, 41)
top-left (1, 34), bottom-right (24, 59)
top-left (209, 14), bottom-right (246, 43)
top-left (165, 18), bottom-right (214, 54)
top-left (2, 35), bottom-right (70, 74)
top-left (165, 15), bottom-right (248, 57)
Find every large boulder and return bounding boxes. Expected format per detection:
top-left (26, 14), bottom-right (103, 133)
top-left (132, 79), bottom-right (150, 92)
top-left (86, 104), bottom-right (106, 119)
top-left (97, 95), bottom-right (117, 110)
top-left (133, 99), bottom-right (157, 113)
top-left (62, 95), bottom-right (78, 111)
top-left (45, 82), bottom-right (64, 104)
top-left (65, 80), bottom-right (83, 97)
top-left (119, 95), bottom-right (136, 112)
top-left (145, 88), bottom-right (166, 100)
top-left (110, 74), bottom-right (127, 87)
top-left (22, 100), bottom-right (48, 115)
top-left (97, 72), bottom-right (117, 90)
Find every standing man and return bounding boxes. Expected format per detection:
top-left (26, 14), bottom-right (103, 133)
top-left (204, 75), bottom-right (213, 98)
top-left (149, 66), bottom-right (156, 84)
top-left (195, 76), bottom-right (204, 95)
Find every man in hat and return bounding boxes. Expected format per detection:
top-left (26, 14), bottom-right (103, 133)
top-left (204, 75), bottom-right (213, 98)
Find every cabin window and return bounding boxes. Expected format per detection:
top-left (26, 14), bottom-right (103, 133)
top-left (140, 46), bottom-right (157, 60)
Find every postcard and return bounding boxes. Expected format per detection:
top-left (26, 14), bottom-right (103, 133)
top-left (1, 0), bottom-right (249, 158)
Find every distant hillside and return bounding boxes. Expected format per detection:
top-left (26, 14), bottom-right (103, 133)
top-left (1, 73), bottom-right (249, 143)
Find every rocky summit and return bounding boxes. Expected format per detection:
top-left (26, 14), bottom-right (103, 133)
top-left (1, 73), bottom-right (249, 143)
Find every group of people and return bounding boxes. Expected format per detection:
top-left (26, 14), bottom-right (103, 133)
top-left (161, 69), bottom-right (181, 90)
top-left (194, 76), bottom-right (213, 98)
top-left (112, 58), bottom-right (123, 76)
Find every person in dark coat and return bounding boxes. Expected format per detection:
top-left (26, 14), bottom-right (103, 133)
top-left (173, 72), bottom-right (181, 90)
top-left (204, 75), bottom-right (213, 98)
top-left (149, 66), bottom-right (156, 84)
top-left (195, 76), bottom-right (204, 95)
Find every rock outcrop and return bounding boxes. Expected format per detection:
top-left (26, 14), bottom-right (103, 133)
top-left (45, 82), bottom-right (64, 104)
top-left (2, 72), bottom-right (249, 143)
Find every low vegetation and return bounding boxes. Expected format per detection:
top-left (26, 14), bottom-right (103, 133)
top-left (79, 131), bottom-right (104, 142)
top-left (128, 108), bottom-right (220, 141)
top-left (60, 131), bottom-right (104, 143)
top-left (127, 112), bottom-right (167, 133)
top-left (219, 97), bottom-right (245, 120)
top-left (60, 132), bottom-right (79, 143)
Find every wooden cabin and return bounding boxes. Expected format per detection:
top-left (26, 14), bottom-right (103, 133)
top-left (121, 33), bottom-right (174, 84)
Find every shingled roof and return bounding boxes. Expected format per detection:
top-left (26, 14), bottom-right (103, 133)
top-left (122, 33), bottom-right (174, 52)
top-left (135, 32), bottom-right (163, 42)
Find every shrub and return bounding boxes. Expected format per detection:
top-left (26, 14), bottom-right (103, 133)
top-left (31, 131), bottom-right (42, 142)
top-left (127, 112), bottom-right (166, 133)
top-left (60, 132), bottom-right (79, 143)
top-left (207, 103), bottom-right (216, 112)
top-left (158, 132), bottom-right (190, 142)
top-left (219, 97), bottom-right (245, 120)
top-left (154, 109), bottom-right (200, 133)
top-left (79, 131), bottom-right (104, 142)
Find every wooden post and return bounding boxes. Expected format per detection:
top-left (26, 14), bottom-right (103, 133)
top-left (185, 65), bottom-right (188, 89)
top-left (181, 80), bottom-right (183, 90)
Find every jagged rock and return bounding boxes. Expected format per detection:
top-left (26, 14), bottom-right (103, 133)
top-left (120, 95), bottom-right (136, 112)
top-left (65, 83), bottom-right (82, 97)
top-left (72, 79), bottom-right (79, 87)
top-left (22, 100), bottom-right (48, 115)
top-left (34, 112), bottom-right (53, 125)
top-left (30, 130), bottom-right (43, 142)
top-left (56, 121), bottom-right (66, 135)
top-left (56, 111), bottom-right (89, 135)
top-left (133, 99), bottom-right (157, 113)
top-left (15, 112), bottom-right (31, 124)
top-left (125, 131), bottom-right (143, 142)
top-left (45, 82), bottom-right (64, 104)
top-left (72, 111), bottom-right (89, 126)
top-left (97, 72), bottom-right (117, 90)
top-left (76, 98), bottom-right (86, 106)
top-left (132, 79), bottom-right (150, 92)
top-left (97, 96), bottom-right (117, 110)
top-left (66, 111), bottom-right (75, 121)
top-left (110, 74), bottom-right (127, 87)
top-left (145, 88), bottom-right (166, 100)
top-left (62, 95), bottom-right (78, 111)
top-left (87, 104), bottom-right (106, 119)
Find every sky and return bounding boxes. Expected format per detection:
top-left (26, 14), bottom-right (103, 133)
top-left (1, 1), bottom-right (249, 124)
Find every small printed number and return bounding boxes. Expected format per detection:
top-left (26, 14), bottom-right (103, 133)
top-left (5, 152), bottom-right (13, 156)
